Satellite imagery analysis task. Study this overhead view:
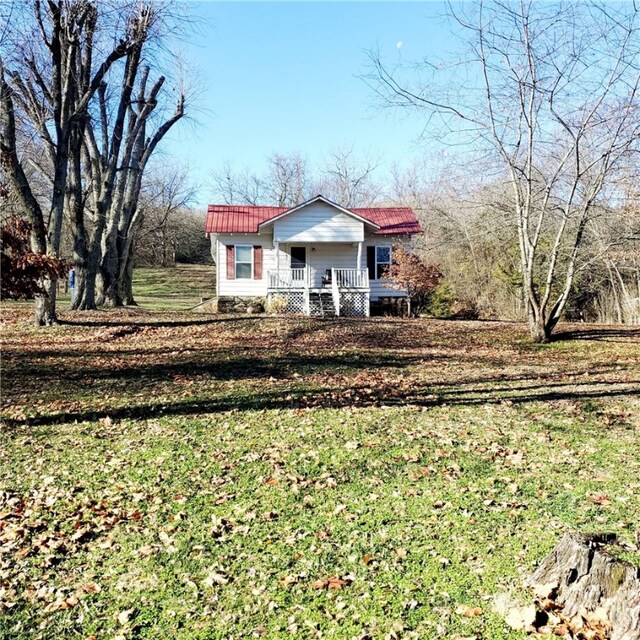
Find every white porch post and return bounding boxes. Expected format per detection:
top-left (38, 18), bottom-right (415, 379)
top-left (356, 241), bottom-right (362, 269)
top-left (274, 241), bottom-right (280, 271)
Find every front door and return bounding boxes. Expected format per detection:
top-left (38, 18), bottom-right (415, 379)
top-left (290, 246), bottom-right (306, 268)
top-left (290, 247), bottom-right (307, 286)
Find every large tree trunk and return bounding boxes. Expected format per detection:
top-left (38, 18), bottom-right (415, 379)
top-left (526, 298), bottom-right (551, 343)
top-left (527, 532), bottom-right (640, 640)
top-left (72, 207), bottom-right (106, 310)
top-left (99, 227), bottom-right (122, 307)
top-left (34, 281), bottom-right (58, 326)
top-left (120, 243), bottom-right (137, 306)
top-left (529, 319), bottom-right (550, 343)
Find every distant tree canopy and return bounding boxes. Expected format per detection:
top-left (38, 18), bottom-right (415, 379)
top-left (1, 216), bottom-right (68, 300)
top-left (211, 147), bottom-right (382, 208)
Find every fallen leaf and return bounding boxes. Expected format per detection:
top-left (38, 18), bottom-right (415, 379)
top-left (81, 583), bottom-right (101, 594)
top-left (311, 578), bottom-right (329, 590)
top-left (203, 572), bottom-right (229, 587)
top-left (311, 575), bottom-right (348, 590)
top-left (505, 604), bottom-right (536, 630)
top-left (328, 576), bottom-right (348, 590)
top-left (64, 594), bottom-right (79, 607)
top-left (117, 608), bottom-right (135, 625)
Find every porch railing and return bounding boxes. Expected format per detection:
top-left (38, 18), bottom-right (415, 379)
top-left (331, 268), bottom-right (369, 289)
top-left (267, 267), bottom-right (369, 290)
top-left (268, 267), bottom-right (308, 289)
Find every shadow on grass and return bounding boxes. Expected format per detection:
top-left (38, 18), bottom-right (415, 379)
top-left (4, 349), bottom-right (516, 393)
top-left (552, 327), bottom-right (640, 342)
top-left (5, 374), bottom-right (639, 429)
top-left (59, 315), bottom-right (258, 329)
top-left (3, 313), bottom-right (639, 430)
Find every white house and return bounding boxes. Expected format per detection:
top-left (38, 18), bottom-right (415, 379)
top-left (204, 195), bottom-right (422, 316)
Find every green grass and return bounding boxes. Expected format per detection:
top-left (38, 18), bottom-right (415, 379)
top-left (11, 264), bottom-right (216, 312)
top-left (131, 264), bottom-right (216, 310)
top-left (1, 301), bottom-right (639, 639)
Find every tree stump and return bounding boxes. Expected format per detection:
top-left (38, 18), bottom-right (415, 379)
top-left (526, 533), bottom-right (640, 640)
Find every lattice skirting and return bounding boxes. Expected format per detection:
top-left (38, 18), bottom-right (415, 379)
top-left (268, 291), bottom-right (306, 314)
top-left (340, 291), bottom-right (369, 317)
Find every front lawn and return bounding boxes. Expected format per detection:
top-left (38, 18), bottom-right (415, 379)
top-left (1, 308), bottom-right (639, 639)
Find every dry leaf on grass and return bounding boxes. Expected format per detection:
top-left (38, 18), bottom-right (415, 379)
top-left (117, 608), bottom-right (135, 625)
top-left (311, 575), bottom-right (349, 590)
top-left (504, 604), bottom-right (537, 630)
top-left (203, 572), bottom-right (229, 587)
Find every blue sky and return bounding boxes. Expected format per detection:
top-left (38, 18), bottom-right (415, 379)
top-left (164, 2), bottom-right (456, 204)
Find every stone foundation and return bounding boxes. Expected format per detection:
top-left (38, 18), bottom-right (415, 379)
top-left (215, 296), bottom-right (265, 314)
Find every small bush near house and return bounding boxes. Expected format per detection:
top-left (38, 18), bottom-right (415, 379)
top-left (385, 245), bottom-right (442, 317)
top-left (265, 294), bottom-right (289, 314)
top-left (424, 283), bottom-right (455, 317)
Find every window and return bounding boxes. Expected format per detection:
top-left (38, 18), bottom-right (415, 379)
top-left (376, 245), bottom-right (392, 279)
top-left (235, 245), bottom-right (253, 279)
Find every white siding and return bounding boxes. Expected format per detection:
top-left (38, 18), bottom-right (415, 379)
top-left (365, 234), bottom-right (410, 300)
top-left (217, 234), bottom-right (273, 297)
top-left (273, 201), bottom-right (364, 243)
top-left (214, 227), bottom-right (414, 301)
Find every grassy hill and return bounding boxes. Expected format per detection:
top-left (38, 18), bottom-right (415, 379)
top-left (131, 264), bottom-right (216, 310)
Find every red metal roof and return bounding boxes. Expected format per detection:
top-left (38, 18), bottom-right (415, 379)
top-left (352, 208), bottom-right (422, 235)
top-left (205, 203), bottom-right (422, 235)
top-left (204, 205), bottom-right (286, 234)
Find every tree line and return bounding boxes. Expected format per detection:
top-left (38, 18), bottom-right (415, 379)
top-left (368, 0), bottom-right (640, 341)
top-left (208, 142), bottom-right (639, 330)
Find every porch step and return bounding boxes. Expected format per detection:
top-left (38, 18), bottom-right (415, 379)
top-left (309, 292), bottom-right (335, 317)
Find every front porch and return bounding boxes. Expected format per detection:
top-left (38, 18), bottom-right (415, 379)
top-left (267, 267), bottom-right (370, 317)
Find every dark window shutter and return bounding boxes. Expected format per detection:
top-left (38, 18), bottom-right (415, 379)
top-left (367, 246), bottom-right (376, 280)
top-left (226, 245), bottom-right (235, 280)
top-left (253, 245), bottom-right (263, 279)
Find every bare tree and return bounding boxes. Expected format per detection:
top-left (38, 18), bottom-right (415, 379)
top-left (369, 1), bottom-right (640, 341)
top-left (589, 173), bottom-right (640, 323)
top-left (134, 165), bottom-right (197, 267)
top-left (0, 0), bottom-right (177, 323)
top-left (210, 148), bottom-right (383, 208)
top-left (319, 146), bottom-right (382, 207)
top-left (211, 153), bottom-right (311, 207)
top-left (263, 152), bottom-right (309, 206)
top-left (95, 63), bottom-right (186, 307)
top-left (69, 7), bottom-right (164, 311)
top-left (0, 1), bottom-right (145, 323)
